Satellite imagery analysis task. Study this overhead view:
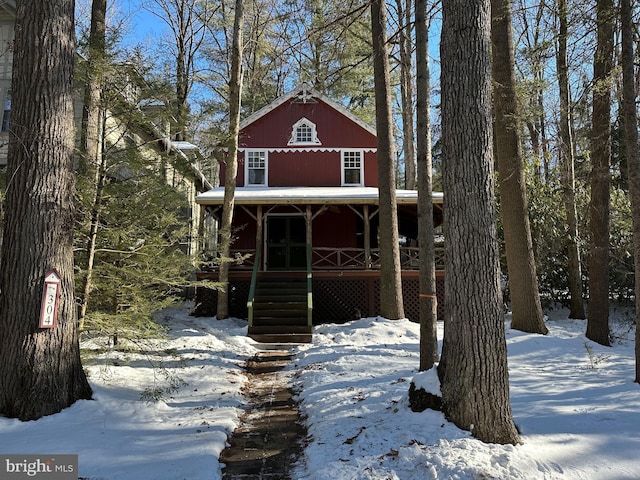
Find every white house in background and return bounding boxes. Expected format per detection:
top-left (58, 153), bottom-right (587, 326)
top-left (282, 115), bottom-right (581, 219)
top-left (0, 1), bottom-right (15, 167)
top-left (0, 0), bottom-right (212, 256)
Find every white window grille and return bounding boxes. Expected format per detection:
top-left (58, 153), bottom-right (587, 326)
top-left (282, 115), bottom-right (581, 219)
top-left (288, 117), bottom-right (321, 145)
top-left (342, 150), bottom-right (363, 186)
top-left (246, 150), bottom-right (267, 186)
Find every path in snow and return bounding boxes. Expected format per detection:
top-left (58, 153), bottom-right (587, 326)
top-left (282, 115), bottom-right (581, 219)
top-left (220, 349), bottom-right (306, 479)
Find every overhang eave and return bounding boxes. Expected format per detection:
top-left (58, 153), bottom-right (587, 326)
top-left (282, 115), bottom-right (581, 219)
top-left (196, 187), bottom-right (444, 207)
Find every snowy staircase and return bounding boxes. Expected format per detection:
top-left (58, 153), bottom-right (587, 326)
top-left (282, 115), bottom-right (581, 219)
top-left (248, 275), bottom-right (312, 343)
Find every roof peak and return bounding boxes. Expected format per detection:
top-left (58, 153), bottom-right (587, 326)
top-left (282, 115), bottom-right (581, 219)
top-left (239, 86), bottom-right (377, 137)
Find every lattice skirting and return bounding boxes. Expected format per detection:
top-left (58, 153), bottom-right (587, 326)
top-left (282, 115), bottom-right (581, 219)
top-left (193, 273), bottom-right (445, 324)
top-left (193, 280), bottom-right (250, 318)
top-left (312, 275), bottom-right (444, 324)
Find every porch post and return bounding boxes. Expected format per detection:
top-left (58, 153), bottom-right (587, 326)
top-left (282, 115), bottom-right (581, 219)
top-left (198, 204), bottom-right (207, 254)
top-left (256, 205), bottom-right (263, 270)
top-left (306, 205), bottom-right (313, 259)
top-left (364, 204), bottom-right (371, 269)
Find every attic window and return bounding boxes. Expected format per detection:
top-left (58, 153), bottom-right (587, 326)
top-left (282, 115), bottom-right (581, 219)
top-left (288, 117), bottom-right (321, 145)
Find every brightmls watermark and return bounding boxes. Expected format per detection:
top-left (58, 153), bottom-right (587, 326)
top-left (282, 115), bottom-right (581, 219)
top-left (0, 455), bottom-right (77, 479)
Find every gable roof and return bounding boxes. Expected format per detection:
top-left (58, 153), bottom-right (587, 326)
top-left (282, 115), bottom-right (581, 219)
top-left (240, 86), bottom-right (377, 138)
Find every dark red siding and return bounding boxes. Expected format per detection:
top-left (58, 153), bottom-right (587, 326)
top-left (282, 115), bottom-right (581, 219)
top-left (218, 96), bottom-right (379, 188)
top-left (268, 151), bottom-right (341, 187)
top-left (313, 209), bottom-right (358, 247)
top-left (240, 98), bottom-right (377, 150)
top-left (364, 152), bottom-right (378, 186)
top-left (229, 208), bottom-right (257, 250)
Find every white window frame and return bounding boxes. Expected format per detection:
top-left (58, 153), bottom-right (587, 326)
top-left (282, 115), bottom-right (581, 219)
top-left (341, 149), bottom-right (364, 186)
top-left (288, 117), bottom-right (321, 146)
top-left (245, 150), bottom-right (268, 186)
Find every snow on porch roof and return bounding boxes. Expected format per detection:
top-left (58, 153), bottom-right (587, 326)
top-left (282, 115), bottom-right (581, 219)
top-left (196, 186), bottom-right (444, 206)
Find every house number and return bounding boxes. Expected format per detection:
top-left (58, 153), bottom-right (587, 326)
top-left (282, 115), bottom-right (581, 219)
top-left (39, 270), bottom-right (61, 329)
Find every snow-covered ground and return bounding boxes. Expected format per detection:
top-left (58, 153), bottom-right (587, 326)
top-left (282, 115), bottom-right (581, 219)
top-left (0, 304), bottom-right (638, 479)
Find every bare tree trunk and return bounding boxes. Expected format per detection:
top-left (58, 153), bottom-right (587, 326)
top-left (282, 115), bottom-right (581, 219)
top-left (620, 0), bottom-right (640, 381)
top-left (438, 0), bottom-right (520, 444)
top-left (587, 0), bottom-right (614, 346)
top-left (79, 114), bottom-right (107, 330)
top-left (396, 0), bottom-right (416, 190)
top-left (217, 0), bottom-right (243, 320)
top-left (372, 0), bottom-right (405, 320)
top-left (416, 0), bottom-right (438, 370)
top-left (557, 0), bottom-right (585, 319)
top-left (0, 0), bottom-right (92, 420)
top-left (78, 0), bottom-right (107, 330)
top-left (79, 0), bottom-right (106, 176)
top-left (491, 0), bottom-right (547, 335)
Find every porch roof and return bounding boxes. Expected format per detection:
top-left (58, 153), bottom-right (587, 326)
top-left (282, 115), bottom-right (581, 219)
top-left (196, 186), bottom-right (444, 206)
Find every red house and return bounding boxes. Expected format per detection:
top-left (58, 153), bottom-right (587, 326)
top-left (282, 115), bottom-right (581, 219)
top-left (195, 86), bottom-right (444, 342)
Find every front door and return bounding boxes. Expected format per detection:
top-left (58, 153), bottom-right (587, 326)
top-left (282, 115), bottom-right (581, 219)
top-left (266, 215), bottom-right (307, 270)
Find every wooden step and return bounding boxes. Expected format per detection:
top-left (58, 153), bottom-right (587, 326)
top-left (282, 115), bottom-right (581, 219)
top-left (248, 325), bottom-right (312, 344)
top-left (248, 275), bottom-right (313, 343)
top-left (249, 325), bottom-right (311, 334)
top-left (255, 288), bottom-right (307, 297)
top-left (253, 302), bottom-right (307, 313)
top-left (249, 333), bottom-right (312, 343)
top-left (255, 294), bottom-right (306, 303)
top-left (252, 317), bottom-right (308, 327)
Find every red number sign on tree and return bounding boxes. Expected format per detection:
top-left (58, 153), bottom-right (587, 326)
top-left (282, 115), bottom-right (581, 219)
top-left (39, 270), bottom-right (61, 329)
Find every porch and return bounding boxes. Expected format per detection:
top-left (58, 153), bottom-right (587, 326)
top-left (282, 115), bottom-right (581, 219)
top-left (194, 187), bottom-right (444, 342)
top-left (194, 244), bottom-right (446, 338)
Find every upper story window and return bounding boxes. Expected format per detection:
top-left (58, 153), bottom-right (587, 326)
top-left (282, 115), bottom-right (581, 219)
top-left (288, 117), bottom-right (321, 146)
top-left (246, 150), bottom-right (267, 186)
top-left (342, 150), bottom-right (363, 186)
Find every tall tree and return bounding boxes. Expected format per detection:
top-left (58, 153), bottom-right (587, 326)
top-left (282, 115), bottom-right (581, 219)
top-left (145, 0), bottom-right (211, 141)
top-left (438, 0), bottom-right (520, 444)
top-left (620, 0), bottom-right (640, 381)
top-left (290, 0), bottom-right (375, 120)
top-left (216, 0), bottom-right (243, 319)
top-left (416, 0), bottom-right (438, 369)
top-left (491, 0), bottom-right (547, 335)
top-left (556, 0), bottom-right (586, 319)
top-left (371, 0), bottom-right (405, 320)
top-left (78, 0), bottom-right (107, 330)
top-left (395, 0), bottom-right (416, 189)
top-left (0, 0), bottom-right (92, 420)
top-left (587, 0), bottom-right (614, 346)
top-left (241, 0), bottom-right (288, 113)
top-left (514, 0), bottom-right (552, 183)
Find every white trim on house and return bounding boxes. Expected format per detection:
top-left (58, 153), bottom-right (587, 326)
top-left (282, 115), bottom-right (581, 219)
top-left (341, 149), bottom-right (364, 187)
top-left (244, 149), bottom-right (268, 187)
top-left (288, 117), bottom-right (321, 146)
top-left (238, 147), bottom-right (377, 154)
top-left (196, 186), bottom-right (444, 206)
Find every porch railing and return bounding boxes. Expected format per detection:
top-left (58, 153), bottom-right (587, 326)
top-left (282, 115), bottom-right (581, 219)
top-left (311, 246), bottom-right (444, 271)
top-left (218, 245), bottom-right (445, 272)
top-left (246, 245), bottom-right (262, 327)
top-left (306, 241), bottom-right (313, 327)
